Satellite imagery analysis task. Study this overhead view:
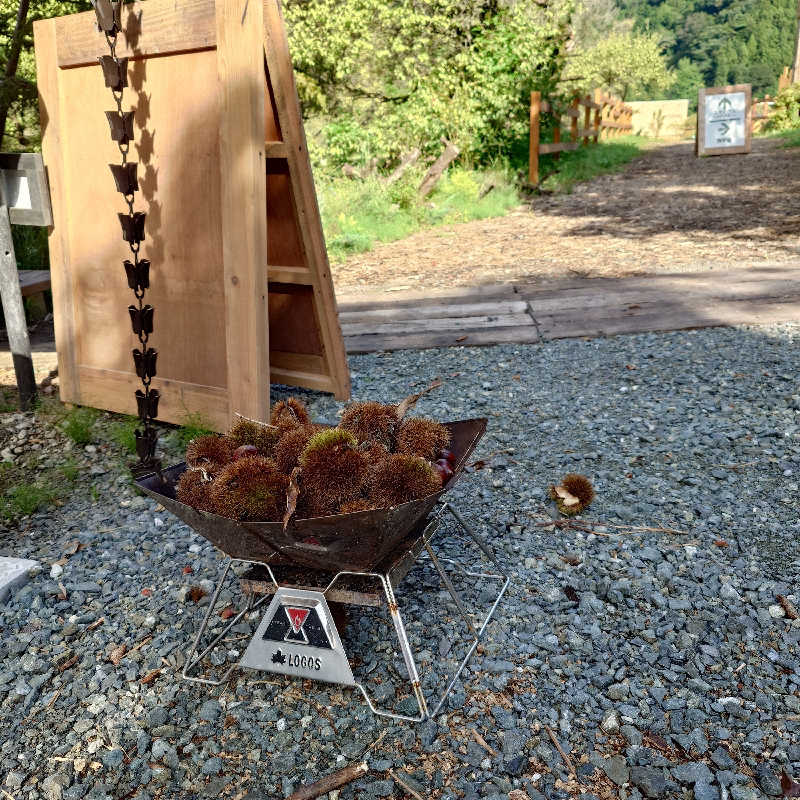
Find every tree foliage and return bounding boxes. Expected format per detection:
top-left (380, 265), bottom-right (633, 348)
top-left (563, 30), bottom-right (674, 100)
top-left (285, 0), bottom-right (574, 169)
top-left (617, 0), bottom-right (796, 97)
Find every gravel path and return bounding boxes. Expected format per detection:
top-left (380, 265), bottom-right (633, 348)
top-left (332, 139), bottom-right (800, 293)
top-left (1, 323), bottom-right (799, 800)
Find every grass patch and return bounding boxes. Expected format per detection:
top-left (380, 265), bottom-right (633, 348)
top-left (537, 136), bottom-right (645, 193)
top-left (0, 461), bottom-right (72, 521)
top-left (109, 415), bottom-right (139, 455)
top-left (172, 411), bottom-right (215, 451)
top-left (777, 127), bottom-right (800, 148)
top-left (319, 165), bottom-right (520, 261)
top-left (0, 388), bottom-right (16, 413)
top-left (61, 406), bottom-right (100, 446)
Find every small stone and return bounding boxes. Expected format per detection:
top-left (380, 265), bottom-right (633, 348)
top-left (276, 718), bottom-right (286, 732)
top-left (50, 563), bottom-right (64, 579)
top-left (694, 782), bottom-right (719, 800)
top-left (630, 766), bottom-right (666, 798)
top-left (604, 755), bottom-right (630, 786)
top-left (198, 699), bottom-right (222, 722)
top-left (720, 583), bottom-right (740, 602)
top-left (673, 763), bottom-right (714, 785)
top-left (768, 604), bottom-right (786, 618)
top-left (601, 710), bottom-right (620, 734)
top-left (201, 757), bottom-right (222, 775)
top-left (755, 764), bottom-right (782, 797)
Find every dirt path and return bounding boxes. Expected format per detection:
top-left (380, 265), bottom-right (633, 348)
top-left (332, 138), bottom-right (800, 293)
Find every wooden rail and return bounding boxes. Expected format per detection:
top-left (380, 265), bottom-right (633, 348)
top-left (529, 89), bottom-right (633, 186)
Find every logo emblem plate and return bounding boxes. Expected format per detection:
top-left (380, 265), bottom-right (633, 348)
top-left (239, 588), bottom-right (355, 686)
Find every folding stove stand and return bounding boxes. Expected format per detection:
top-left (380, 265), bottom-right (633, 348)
top-left (181, 502), bottom-right (510, 721)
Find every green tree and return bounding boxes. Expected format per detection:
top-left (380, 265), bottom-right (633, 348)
top-left (564, 30), bottom-right (674, 100)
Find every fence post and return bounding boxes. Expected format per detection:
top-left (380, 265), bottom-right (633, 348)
top-left (570, 97), bottom-right (579, 147)
top-left (583, 96), bottom-right (591, 146)
top-left (593, 89), bottom-right (601, 143)
top-left (553, 122), bottom-right (561, 162)
top-left (529, 90), bottom-right (541, 186)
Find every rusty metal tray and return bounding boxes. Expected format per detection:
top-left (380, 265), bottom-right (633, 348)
top-left (136, 418), bottom-right (487, 572)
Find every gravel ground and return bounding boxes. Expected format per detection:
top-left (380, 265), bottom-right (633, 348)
top-left (1, 323), bottom-right (799, 800)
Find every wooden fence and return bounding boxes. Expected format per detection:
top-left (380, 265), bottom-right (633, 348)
top-left (529, 89), bottom-right (633, 185)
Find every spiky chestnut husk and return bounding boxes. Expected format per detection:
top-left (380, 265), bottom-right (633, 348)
top-left (370, 454), bottom-right (442, 508)
top-left (299, 429), bottom-right (368, 517)
top-left (210, 456), bottom-right (289, 522)
top-left (396, 417), bottom-right (451, 461)
top-left (548, 473), bottom-right (595, 516)
top-left (339, 498), bottom-right (377, 514)
top-left (176, 468), bottom-right (215, 512)
top-left (228, 417), bottom-right (280, 458)
top-left (274, 424), bottom-right (325, 474)
top-left (339, 401), bottom-right (398, 448)
top-left (185, 434), bottom-right (234, 475)
top-left (270, 397), bottom-right (311, 432)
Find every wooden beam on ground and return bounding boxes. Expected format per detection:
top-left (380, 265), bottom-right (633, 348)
top-left (419, 141), bottom-right (460, 197)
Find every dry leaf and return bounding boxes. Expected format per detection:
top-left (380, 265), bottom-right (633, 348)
top-left (220, 607), bottom-right (235, 620)
top-left (564, 586), bottom-right (579, 603)
top-left (109, 644), bottom-right (127, 666)
top-left (141, 588), bottom-right (153, 597)
top-left (283, 466), bottom-right (301, 530)
top-left (182, 566), bottom-right (193, 575)
top-left (455, 335), bottom-right (468, 342)
top-left (140, 669), bottom-right (161, 685)
top-left (57, 654), bottom-right (78, 672)
top-left (395, 379), bottom-right (443, 421)
top-left (63, 540), bottom-right (81, 556)
top-left (782, 771), bottom-right (800, 798)
top-left (58, 582), bottom-right (67, 600)
top-left (714, 539), bottom-right (729, 547)
top-left (777, 595), bottom-right (799, 620)
top-left (188, 586), bottom-right (206, 603)
top-left (554, 486), bottom-right (579, 506)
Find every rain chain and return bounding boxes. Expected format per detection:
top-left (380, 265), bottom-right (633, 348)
top-left (91, 0), bottom-right (161, 474)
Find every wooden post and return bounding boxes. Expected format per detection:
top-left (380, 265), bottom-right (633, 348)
top-left (583, 96), bottom-right (591, 146)
top-left (792, 0), bottom-right (800, 84)
top-left (570, 97), bottom-right (579, 147)
top-left (0, 204), bottom-right (36, 409)
top-left (529, 90), bottom-right (541, 186)
top-left (593, 89), bottom-right (601, 143)
top-left (216, 0), bottom-right (269, 425)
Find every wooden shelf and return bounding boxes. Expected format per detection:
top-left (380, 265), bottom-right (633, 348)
top-left (267, 265), bottom-right (313, 284)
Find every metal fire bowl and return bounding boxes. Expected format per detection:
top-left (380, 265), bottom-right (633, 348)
top-left (136, 418), bottom-right (487, 572)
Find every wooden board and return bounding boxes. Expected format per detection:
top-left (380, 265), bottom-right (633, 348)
top-left (697, 84), bottom-right (752, 156)
top-left (33, 0), bottom-right (349, 432)
top-left (18, 270), bottom-right (52, 296)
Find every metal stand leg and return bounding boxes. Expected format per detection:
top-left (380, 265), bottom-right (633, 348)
top-left (182, 557), bottom-right (270, 686)
top-left (352, 503), bottom-right (510, 721)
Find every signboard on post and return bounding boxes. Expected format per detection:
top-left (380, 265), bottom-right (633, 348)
top-left (697, 84), bottom-right (752, 156)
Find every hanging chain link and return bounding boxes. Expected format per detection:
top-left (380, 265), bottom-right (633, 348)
top-left (91, 0), bottom-right (161, 476)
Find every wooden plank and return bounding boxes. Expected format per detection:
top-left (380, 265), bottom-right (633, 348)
top-left (539, 142), bottom-right (579, 154)
top-left (55, 0), bottom-right (216, 67)
top-left (268, 265), bottom-right (313, 284)
top-left (337, 284), bottom-right (517, 310)
top-left (341, 313), bottom-right (534, 337)
top-left (78, 365), bottom-right (229, 430)
top-left (419, 141), bottom-right (460, 197)
top-left (265, 140), bottom-right (288, 158)
top-left (345, 325), bottom-right (541, 354)
top-left (217, 0), bottom-right (269, 423)
top-left (18, 270), bottom-right (51, 296)
top-left (263, 0), bottom-right (351, 401)
top-left (270, 366), bottom-right (336, 393)
top-left (33, 18), bottom-right (79, 402)
top-left (338, 300), bottom-right (529, 324)
top-left (564, 107), bottom-right (581, 119)
top-left (540, 100), bottom-right (551, 112)
top-left (538, 299), bottom-right (800, 340)
top-left (578, 127), bottom-right (598, 139)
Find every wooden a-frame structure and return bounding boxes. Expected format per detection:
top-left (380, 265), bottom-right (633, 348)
top-left (34, 0), bottom-right (350, 431)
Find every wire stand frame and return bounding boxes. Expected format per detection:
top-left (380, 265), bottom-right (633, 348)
top-left (181, 502), bottom-right (510, 721)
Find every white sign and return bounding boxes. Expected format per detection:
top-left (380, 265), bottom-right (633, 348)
top-left (703, 91), bottom-right (746, 149)
top-left (4, 174), bottom-right (32, 211)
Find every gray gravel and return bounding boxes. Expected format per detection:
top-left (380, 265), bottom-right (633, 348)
top-left (1, 322), bottom-right (799, 799)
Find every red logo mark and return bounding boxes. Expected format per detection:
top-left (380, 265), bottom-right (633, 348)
top-left (286, 607), bottom-right (310, 634)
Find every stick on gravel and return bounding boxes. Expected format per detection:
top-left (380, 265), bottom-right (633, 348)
top-left (544, 723), bottom-right (576, 777)
top-left (286, 761), bottom-right (368, 800)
